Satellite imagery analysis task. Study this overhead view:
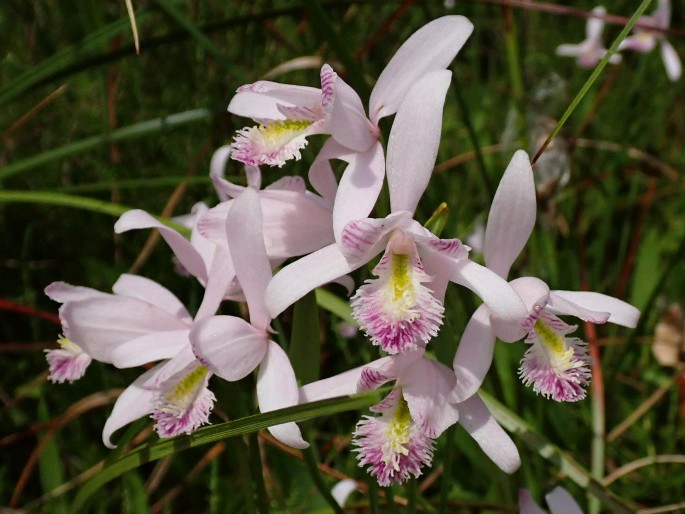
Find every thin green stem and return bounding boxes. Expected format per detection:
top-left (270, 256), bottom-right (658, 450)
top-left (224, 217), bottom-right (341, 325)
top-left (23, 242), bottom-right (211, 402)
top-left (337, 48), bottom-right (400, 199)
top-left (301, 427), bottom-right (345, 514)
top-left (532, 0), bottom-right (654, 165)
top-left (248, 432), bottom-right (270, 514)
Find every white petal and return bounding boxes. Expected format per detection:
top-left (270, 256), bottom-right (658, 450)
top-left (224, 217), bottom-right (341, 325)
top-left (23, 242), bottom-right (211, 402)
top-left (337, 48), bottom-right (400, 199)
top-left (102, 365), bottom-right (160, 448)
top-left (545, 486), bottom-right (584, 514)
top-left (451, 305), bottom-right (496, 402)
top-left (386, 70), bottom-right (451, 214)
top-left (112, 274), bottom-right (192, 323)
top-left (661, 40), bottom-right (682, 81)
top-left (308, 138), bottom-right (343, 202)
top-left (458, 395), bottom-right (521, 474)
top-left (190, 316), bottom-right (268, 381)
top-left (548, 290), bottom-right (639, 328)
top-left (331, 480), bottom-right (358, 507)
top-left (228, 82), bottom-right (322, 120)
top-left (44, 282), bottom-right (106, 303)
top-left (556, 44), bottom-right (582, 57)
top-left (265, 244), bottom-right (357, 319)
top-left (227, 188), bottom-right (272, 331)
top-left (484, 150), bottom-right (535, 279)
top-left (370, 15), bottom-right (473, 123)
top-left (586, 6), bottom-right (607, 42)
top-left (257, 340), bottom-right (309, 449)
top-left (299, 365), bottom-right (366, 402)
top-left (108, 329), bottom-right (190, 368)
top-left (209, 145), bottom-right (234, 201)
top-left (328, 76), bottom-right (376, 152)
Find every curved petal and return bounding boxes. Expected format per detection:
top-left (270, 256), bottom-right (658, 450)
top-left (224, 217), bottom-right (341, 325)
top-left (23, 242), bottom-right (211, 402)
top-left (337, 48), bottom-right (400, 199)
top-left (586, 6), bottom-right (607, 41)
top-left (328, 76), bottom-right (376, 152)
top-left (194, 246), bottom-right (236, 321)
top-left (358, 352), bottom-right (419, 392)
top-left (102, 365), bottom-right (160, 448)
top-left (112, 274), bottom-right (192, 323)
top-left (458, 395), bottom-right (521, 474)
top-left (190, 315), bottom-right (268, 381)
top-left (227, 188), bottom-right (272, 331)
top-left (339, 212), bottom-right (411, 264)
top-left (257, 340), bottom-right (309, 449)
top-left (451, 305), bottom-right (496, 402)
top-left (45, 282), bottom-right (107, 303)
top-left (115, 210), bottom-right (207, 283)
top-left (308, 138), bottom-right (343, 202)
top-left (228, 82), bottom-right (322, 120)
top-left (519, 490), bottom-right (547, 514)
top-left (661, 40), bottom-right (682, 81)
top-left (451, 260), bottom-right (528, 325)
top-left (300, 364), bottom-right (366, 402)
top-left (209, 145), bottom-right (234, 201)
top-left (489, 276), bottom-right (550, 342)
top-left (401, 358), bottom-right (459, 438)
top-left (369, 15), bottom-right (473, 123)
top-left (332, 141), bottom-right (386, 242)
top-left (483, 150), bottom-right (535, 279)
top-left (545, 486), bottom-right (583, 514)
top-left (548, 290), bottom-right (639, 328)
top-left (108, 329), bottom-right (190, 368)
top-left (265, 243), bottom-right (358, 318)
top-left (331, 480), bottom-right (358, 507)
top-left (386, 70), bottom-right (451, 214)
top-left (556, 44), bottom-right (582, 57)
top-left (265, 175), bottom-right (306, 192)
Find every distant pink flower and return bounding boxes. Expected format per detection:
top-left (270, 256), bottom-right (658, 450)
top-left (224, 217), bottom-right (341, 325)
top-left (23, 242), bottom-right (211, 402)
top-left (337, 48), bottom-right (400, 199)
top-left (556, 6), bottom-right (621, 68)
top-left (451, 151), bottom-right (640, 403)
top-left (520, 486), bottom-right (584, 514)
top-left (619, 0), bottom-right (681, 81)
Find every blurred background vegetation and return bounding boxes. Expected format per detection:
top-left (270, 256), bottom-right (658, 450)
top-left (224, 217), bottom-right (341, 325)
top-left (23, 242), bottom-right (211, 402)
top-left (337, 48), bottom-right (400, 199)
top-left (1, 0), bottom-right (684, 512)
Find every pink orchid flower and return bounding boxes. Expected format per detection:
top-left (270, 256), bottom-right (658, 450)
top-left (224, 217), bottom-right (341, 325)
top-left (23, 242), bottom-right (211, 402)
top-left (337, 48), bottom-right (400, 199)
top-left (618, 0), bottom-right (681, 81)
top-left (520, 487), bottom-right (584, 514)
top-left (300, 349), bottom-right (520, 486)
top-left (266, 71), bottom-right (527, 355)
top-left (190, 186), bottom-right (309, 449)
top-left (556, 6), bottom-right (621, 68)
top-left (451, 151), bottom-right (640, 403)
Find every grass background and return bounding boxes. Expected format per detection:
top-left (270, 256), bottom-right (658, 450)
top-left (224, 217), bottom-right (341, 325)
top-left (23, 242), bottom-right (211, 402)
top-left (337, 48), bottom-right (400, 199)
top-left (1, 0), bottom-right (684, 512)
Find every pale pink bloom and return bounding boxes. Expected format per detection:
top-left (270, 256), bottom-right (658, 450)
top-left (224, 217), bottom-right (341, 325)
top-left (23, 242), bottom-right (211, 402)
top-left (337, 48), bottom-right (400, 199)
top-left (556, 6), bottom-right (621, 68)
top-left (45, 335), bottom-right (92, 383)
top-left (229, 16), bottom-right (473, 236)
top-left (618, 0), bottom-right (681, 81)
top-left (190, 187), bottom-right (309, 450)
top-left (451, 151), bottom-right (640, 403)
top-left (520, 486), bottom-right (584, 514)
top-left (266, 71), bottom-right (527, 354)
top-left (300, 349), bottom-right (520, 486)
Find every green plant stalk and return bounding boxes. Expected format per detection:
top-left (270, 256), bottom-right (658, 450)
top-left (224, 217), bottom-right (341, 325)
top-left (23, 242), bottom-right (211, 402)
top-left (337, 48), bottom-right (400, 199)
top-left (0, 190), bottom-right (190, 237)
top-left (290, 291), bottom-right (321, 385)
top-left (0, 109), bottom-right (212, 182)
top-left (532, 0), bottom-right (654, 164)
top-left (480, 391), bottom-right (639, 513)
top-left (589, 384), bottom-right (605, 514)
top-left (315, 288), bottom-right (356, 325)
top-left (301, 428), bottom-right (345, 514)
top-left (248, 432), bottom-right (270, 514)
top-left (503, 7), bottom-right (524, 100)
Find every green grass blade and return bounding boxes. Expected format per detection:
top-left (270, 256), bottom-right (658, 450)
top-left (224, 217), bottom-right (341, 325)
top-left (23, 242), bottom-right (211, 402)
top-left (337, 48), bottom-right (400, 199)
top-left (290, 291), bottom-right (321, 385)
top-left (0, 109), bottom-right (213, 182)
top-left (315, 288), bottom-right (355, 325)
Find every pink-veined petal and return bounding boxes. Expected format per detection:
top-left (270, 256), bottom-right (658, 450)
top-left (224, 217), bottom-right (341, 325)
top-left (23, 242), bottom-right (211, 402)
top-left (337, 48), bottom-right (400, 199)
top-left (328, 76), bottom-right (377, 152)
top-left (545, 486), bottom-right (584, 514)
top-left (547, 290), bottom-right (639, 328)
top-left (401, 358), bottom-right (459, 438)
top-left (458, 395), bottom-right (521, 474)
top-left (369, 15), bottom-right (473, 123)
top-left (108, 329), bottom-right (190, 368)
top-left (190, 315), bottom-right (268, 381)
top-left (44, 282), bottom-right (106, 303)
top-left (484, 150), bottom-right (535, 279)
top-left (661, 40), bottom-right (682, 81)
top-left (332, 141), bottom-right (386, 242)
top-left (358, 352), bottom-right (419, 392)
top-left (112, 274), bottom-right (192, 323)
top-left (257, 340), bottom-right (309, 449)
top-left (228, 82), bottom-right (322, 120)
top-left (340, 212), bottom-right (412, 264)
top-left (115, 210), bottom-right (207, 283)
top-left (519, 490), bottom-right (547, 514)
top-left (103, 365), bottom-right (160, 448)
top-left (227, 188), bottom-right (272, 331)
top-left (265, 243), bottom-right (357, 319)
top-left (451, 305), bottom-right (496, 402)
top-left (452, 259), bottom-right (528, 325)
top-left (386, 70), bottom-right (451, 214)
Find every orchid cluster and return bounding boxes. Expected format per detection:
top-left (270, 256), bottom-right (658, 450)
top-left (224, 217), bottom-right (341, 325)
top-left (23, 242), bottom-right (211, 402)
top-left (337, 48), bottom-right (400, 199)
top-left (44, 14), bottom-right (639, 488)
top-left (556, 0), bottom-right (681, 81)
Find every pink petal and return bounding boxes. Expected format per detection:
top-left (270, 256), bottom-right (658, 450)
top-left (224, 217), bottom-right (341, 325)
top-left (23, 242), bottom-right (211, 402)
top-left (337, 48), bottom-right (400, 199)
top-left (226, 188), bottom-right (272, 331)
top-left (369, 15), bottom-right (473, 123)
top-left (108, 329), bottom-right (190, 368)
top-left (490, 276), bottom-right (550, 342)
top-left (115, 210), bottom-right (208, 283)
top-left (308, 138), bottom-right (343, 202)
top-left (358, 353), bottom-right (418, 392)
top-left (547, 290), bottom-right (639, 328)
top-left (458, 395), bottom-right (521, 474)
top-left (209, 145), bottom-right (235, 201)
top-left (265, 243), bottom-right (357, 319)
top-left (386, 70), bottom-right (451, 214)
top-left (451, 305), bottom-right (496, 402)
top-left (484, 150), bottom-right (536, 279)
top-left (45, 282), bottom-right (106, 303)
top-left (556, 44), bottom-right (582, 57)
top-left (661, 40), bottom-right (682, 81)
top-left (192, 246), bottom-right (236, 321)
top-left (102, 365), bottom-right (160, 448)
top-left (229, 82), bottom-right (322, 120)
top-left (257, 340), bottom-right (309, 449)
top-left (586, 6), bottom-right (607, 42)
top-left (339, 212), bottom-right (412, 264)
top-left (401, 358), bottom-right (460, 438)
top-left (519, 489), bottom-right (547, 514)
top-left (190, 315), bottom-right (268, 381)
top-left (112, 274), bottom-right (192, 323)
top-left (300, 365), bottom-right (367, 402)
top-left (452, 260), bottom-right (528, 325)
top-left (265, 175), bottom-right (306, 192)
top-left (545, 486), bottom-right (584, 514)
top-left (328, 76), bottom-right (377, 152)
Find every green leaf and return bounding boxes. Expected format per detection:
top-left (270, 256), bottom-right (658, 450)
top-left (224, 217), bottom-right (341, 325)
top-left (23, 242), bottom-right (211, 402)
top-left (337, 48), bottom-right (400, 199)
top-left (315, 288), bottom-right (355, 326)
top-left (424, 202), bottom-right (449, 237)
top-left (290, 291), bottom-right (321, 385)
